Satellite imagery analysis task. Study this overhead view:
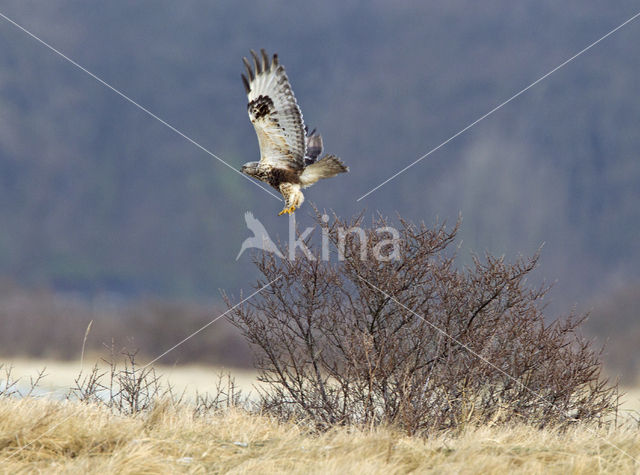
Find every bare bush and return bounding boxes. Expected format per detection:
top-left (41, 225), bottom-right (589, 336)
top-left (193, 372), bottom-right (245, 417)
top-left (68, 346), bottom-right (175, 415)
top-left (226, 212), bottom-right (619, 434)
top-left (0, 363), bottom-right (47, 398)
top-left (67, 345), bottom-right (245, 416)
top-left (0, 364), bottom-right (20, 398)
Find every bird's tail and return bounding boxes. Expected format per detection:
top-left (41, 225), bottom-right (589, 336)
top-left (300, 154), bottom-right (349, 187)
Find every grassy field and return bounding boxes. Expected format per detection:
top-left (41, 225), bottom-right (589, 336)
top-left (2, 359), bottom-right (640, 473)
top-left (0, 397), bottom-right (638, 474)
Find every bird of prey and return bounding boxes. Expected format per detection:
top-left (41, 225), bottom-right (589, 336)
top-left (240, 49), bottom-right (348, 215)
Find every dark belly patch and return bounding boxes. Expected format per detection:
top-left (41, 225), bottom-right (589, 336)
top-left (257, 167), bottom-right (301, 190)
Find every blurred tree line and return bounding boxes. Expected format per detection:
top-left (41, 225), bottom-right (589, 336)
top-left (0, 2), bottom-right (638, 324)
top-left (0, 279), bottom-right (250, 367)
top-left (584, 284), bottom-right (640, 385)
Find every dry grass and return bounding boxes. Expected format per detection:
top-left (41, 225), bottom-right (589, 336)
top-left (1, 397), bottom-right (638, 474)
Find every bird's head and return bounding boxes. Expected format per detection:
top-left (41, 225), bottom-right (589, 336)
top-left (241, 161), bottom-right (260, 177)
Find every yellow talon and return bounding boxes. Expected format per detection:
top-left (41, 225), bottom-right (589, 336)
top-left (278, 206), bottom-right (296, 216)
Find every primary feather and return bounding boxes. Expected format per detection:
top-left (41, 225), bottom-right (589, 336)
top-left (304, 127), bottom-right (323, 165)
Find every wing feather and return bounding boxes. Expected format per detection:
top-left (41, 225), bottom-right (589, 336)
top-left (242, 57), bottom-right (254, 82)
top-left (304, 127), bottom-right (323, 165)
top-left (243, 49), bottom-right (306, 171)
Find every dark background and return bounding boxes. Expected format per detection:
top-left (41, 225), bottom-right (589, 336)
top-left (0, 1), bottom-right (638, 379)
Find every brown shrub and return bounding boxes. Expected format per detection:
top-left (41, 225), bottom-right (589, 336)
top-left (66, 348), bottom-right (244, 416)
top-left (226, 212), bottom-right (618, 434)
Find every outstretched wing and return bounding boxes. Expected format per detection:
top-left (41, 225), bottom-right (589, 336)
top-left (242, 49), bottom-right (306, 171)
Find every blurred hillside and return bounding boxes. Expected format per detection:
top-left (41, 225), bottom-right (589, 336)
top-left (0, 279), bottom-right (251, 367)
top-left (0, 1), bottom-right (639, 313)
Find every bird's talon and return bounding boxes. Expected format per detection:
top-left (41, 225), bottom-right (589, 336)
top-left (278, 206), bottom-right (296, 216)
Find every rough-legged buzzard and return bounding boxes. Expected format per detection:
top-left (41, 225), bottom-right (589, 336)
top-left (240, 49), bottom-right (348, 215)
